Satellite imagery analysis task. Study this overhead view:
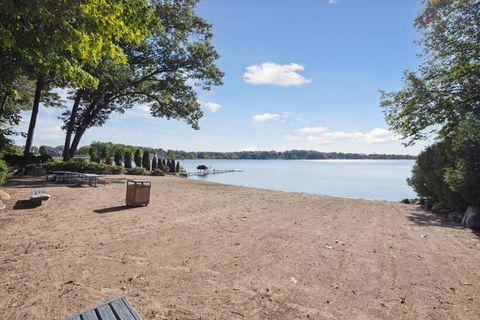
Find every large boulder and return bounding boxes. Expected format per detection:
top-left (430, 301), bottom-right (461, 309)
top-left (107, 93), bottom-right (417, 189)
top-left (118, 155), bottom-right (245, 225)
top-left (462, 206), bottom-right (480, 230)
top-left (0, 200), bottom-right (5, 210)
top-left (0, 190), bottom-right (10, 201)
top-left (447, 211), bottom-right (464, 223)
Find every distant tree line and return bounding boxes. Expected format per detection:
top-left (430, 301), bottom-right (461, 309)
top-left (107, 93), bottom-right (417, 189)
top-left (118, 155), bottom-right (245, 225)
top-left (170, 150), bottom-right (416, 160)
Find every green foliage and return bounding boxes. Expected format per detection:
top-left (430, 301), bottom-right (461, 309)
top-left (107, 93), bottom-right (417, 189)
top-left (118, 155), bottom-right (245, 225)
top-left (381, 0), bottom-right (480, 145)
top-left (134, 149), bottom-right (142, 167)
top-left (151, 156), bottom-right (158, 170)
top-left (407, 142), bottom-right (464, 209)
top-left (0, 159), bottom-right (8, 185)
top-left (43, 158), bottom-right (125, 175)
top-left (150, 169), bottom-right (165, 176)
top-left (444, 119), bottom-right (480, 207)
top-left (124, 151), bottom-right (133, 168)
top-left (62, 0), bottom-right (224, 156)
top-left (142, 152), bottom-right (150, 171)
top-left (176, 161), bottom-right (180, 173)
top-left (126, 167), bottom-right (148, 175)
top-left (114, 149), bottom-right (124, 167)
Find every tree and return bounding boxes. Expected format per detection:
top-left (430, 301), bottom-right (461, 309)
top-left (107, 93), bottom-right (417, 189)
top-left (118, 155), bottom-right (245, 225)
top-left (169, 159), bottom-right (176, 173)
top-left (0, 0), bottom-right (152, 155)
top-left (381, 0), bottom-right (480, 209)
top-left (142, 152), bottom-right (150, 171)
top-left (124, 151), bottom-right (133, 168)
top-left (381, 0), bottom-right (480, 145)
top-left (62, 0), bottom-right (223, 158)
top-left (176, 161), bottom-right (180, 173)
top-left (151, 155), bottom-right (158, 170)
top-left (114, 149), bottom-right (124, 167)
top-left (134, 149), bottom-right (142, 167)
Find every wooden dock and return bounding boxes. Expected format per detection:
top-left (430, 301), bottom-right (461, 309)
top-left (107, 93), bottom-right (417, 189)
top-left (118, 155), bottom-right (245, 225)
top-left (186, 169), bottom-right (243, 177)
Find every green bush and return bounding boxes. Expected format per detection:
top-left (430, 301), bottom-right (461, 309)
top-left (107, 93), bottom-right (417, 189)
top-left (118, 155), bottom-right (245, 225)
top-left (444, 120), bottom-right (480, 207)
top-left (142, 152), bottom-right (150, 171)
top-left (124, 151), bottom-right (132, 168)
top-left (43, 158), bottom-right (125, 175)
top-left (0, 159), bottom-right (8, 185)
top-left (126, 167), bottom-right (148, 175)
top-left (113, 149), bottom-right (123, 167)
top-left (150, 169), bottom-right (165, 176)
top-left (151, 156), bottom-right (157, 170)
top-left (134, 149), bottom-right (142, 167)
top-left (408, 142), bottom-right (464, 209)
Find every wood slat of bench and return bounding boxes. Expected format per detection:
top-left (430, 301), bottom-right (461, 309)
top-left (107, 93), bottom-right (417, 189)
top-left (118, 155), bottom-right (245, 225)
top-left (97, 304), bottom-right (117, 320)
top-left (82, 309), bottom-right (99, 320)
top-left (110, 297), bottom-right (141, 320)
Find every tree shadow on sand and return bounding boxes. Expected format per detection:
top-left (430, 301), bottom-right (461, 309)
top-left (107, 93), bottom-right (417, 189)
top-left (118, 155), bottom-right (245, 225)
top-left (94, 205), bottom-right (136, 214)
top-left (407, 208), bottom-right (479, 238)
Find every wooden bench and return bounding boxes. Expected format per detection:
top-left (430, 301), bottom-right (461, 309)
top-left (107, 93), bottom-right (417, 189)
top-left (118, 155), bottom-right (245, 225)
top-left (29, 190), bottom-right (50, 206)
top-left (64, 296), bottom-right (142, 320)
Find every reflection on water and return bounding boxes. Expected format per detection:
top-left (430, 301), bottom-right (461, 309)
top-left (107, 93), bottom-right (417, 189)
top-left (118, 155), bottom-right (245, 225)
top-left (181, 159), bottom-right (416, 201)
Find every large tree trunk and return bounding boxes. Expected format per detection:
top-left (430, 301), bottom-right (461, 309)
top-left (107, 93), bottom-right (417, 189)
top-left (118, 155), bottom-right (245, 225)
top-left (24, 78), bottom-right (44, 155)
top-left (62, 91), bottom-right (82, 161)
top-left (68, 126), bottom-right (87, 159)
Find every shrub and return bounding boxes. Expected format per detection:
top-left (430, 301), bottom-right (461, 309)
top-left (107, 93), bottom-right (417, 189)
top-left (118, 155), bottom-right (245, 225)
top-left (151, 156), bottom-right (157, 170)
top-left (134, 149), bottom-right (142, 167)
top-left (150, 169), bottom-right (165, 176)
top-left (142, 152), bottom-right (150, 171)
top-left (126, 167), bottom-right (148, 175)
top-left (43, 158), bottom-right (125, 175)
top-left (408, 142), bottom-right (464, 210)
top-left (444, 119), bottom-right (480, 207)
top-left (3, 153), bottom-right (52, 167)
top-left (0, 159), bottom-right (8, 185)
top-left (169, 159), bottom-right (176, 173)
top-left (124, 151), bottom-right (132, 168)
top-left (114, 149), bottom-right (123, 167)
top-left (175, 161), bottom-right (180, 173)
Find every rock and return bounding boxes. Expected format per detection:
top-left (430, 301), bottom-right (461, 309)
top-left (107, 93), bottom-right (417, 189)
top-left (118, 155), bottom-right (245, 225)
top-left (0, 200), bottom-right (5, 210)
top-left (462, 206), bottom-right (480, 230)
top-left (447, 211), bottom-right (464, 223)
top-left (0, 190), bottom-right (10, 201)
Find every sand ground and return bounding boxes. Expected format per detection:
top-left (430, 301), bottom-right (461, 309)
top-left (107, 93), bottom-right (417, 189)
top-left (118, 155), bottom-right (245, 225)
top-left (0, 175), bottom-right (479, 319)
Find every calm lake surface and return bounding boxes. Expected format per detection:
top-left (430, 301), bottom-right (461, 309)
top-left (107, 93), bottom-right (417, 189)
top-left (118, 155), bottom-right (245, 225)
top-left (181, 159), bottom-right (416, 201)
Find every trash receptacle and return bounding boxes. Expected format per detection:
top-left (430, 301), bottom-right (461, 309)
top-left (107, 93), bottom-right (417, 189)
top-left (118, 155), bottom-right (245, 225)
top-left (126, 180), bottom-right (151, 206)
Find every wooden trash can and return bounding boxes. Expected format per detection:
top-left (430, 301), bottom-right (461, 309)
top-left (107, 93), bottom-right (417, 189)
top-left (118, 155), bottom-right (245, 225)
top-left (126, 180), bottom-right (151, 206)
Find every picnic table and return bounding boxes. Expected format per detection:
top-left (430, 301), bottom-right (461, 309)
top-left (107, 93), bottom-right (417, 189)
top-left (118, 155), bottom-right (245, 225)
top-left (52, 171), bottom-right (106, 186)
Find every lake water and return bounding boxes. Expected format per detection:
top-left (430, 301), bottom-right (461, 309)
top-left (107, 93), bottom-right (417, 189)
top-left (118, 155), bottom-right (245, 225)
top-left (180, 159), bottom-right (416, 201)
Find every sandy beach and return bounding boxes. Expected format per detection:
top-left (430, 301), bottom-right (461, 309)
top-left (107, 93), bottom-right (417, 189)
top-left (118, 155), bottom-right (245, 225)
top-left (0, 175), bottom-right (479, 319)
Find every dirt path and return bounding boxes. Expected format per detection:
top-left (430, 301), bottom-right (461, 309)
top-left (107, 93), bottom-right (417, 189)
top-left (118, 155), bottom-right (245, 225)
top-left (0, 176), bottom-right (478, 319)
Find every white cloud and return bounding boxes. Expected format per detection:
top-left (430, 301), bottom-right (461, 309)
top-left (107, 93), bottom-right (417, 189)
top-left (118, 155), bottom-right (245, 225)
top-left (328, 0), bottom-right (338, 4)
top-left (201, 101), bottom-right (222, 113)
top-left (252, 113), bottom-right (280, 123)
top-left (295, 126), bottom-right (328, 134)
top-left (292, 127), bottom-right (399, 144)
top-left (244, 62), bottom-right (311, 87)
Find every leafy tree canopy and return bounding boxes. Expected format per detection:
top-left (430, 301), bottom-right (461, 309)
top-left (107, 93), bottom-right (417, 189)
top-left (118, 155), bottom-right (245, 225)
top-left (381, 0), bottom-right (480, 145)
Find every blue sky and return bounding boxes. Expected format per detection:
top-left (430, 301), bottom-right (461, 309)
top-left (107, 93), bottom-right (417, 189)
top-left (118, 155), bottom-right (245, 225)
top-left (15, 0), bottom-right (427, 154)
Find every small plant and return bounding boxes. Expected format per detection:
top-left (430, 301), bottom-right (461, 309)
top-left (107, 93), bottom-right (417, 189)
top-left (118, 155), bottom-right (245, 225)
top-left (176, 161), bottom-right (180, 173)
top-left (126, 167), bottom-right (148, 175)
top-left (150, 169), bottom-right (165, 176)
top-left (0, 160), bottom-right (8, 185)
